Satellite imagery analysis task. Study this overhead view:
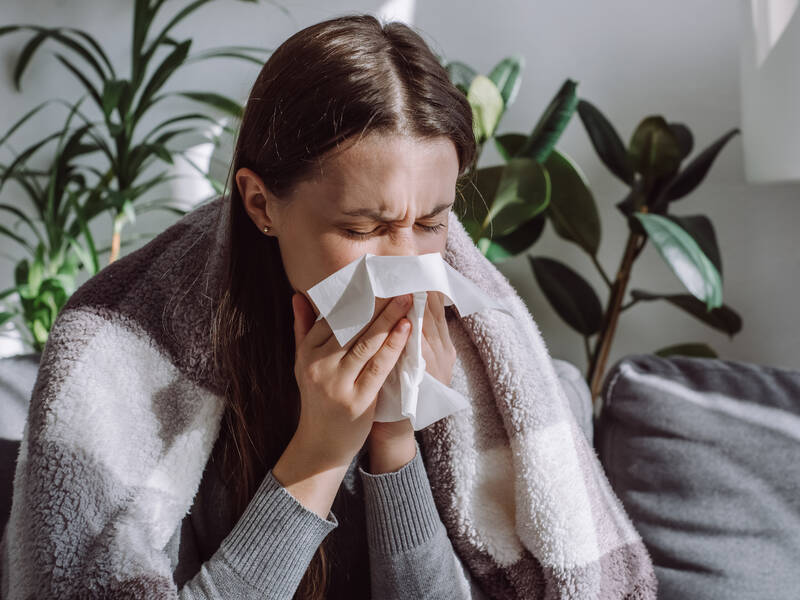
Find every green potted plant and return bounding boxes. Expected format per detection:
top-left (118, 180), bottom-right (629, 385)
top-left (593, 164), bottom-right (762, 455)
top-left (0, 0), bottom-right (285, 352)
top-left (0, 0), bottom-right (273, 264)
top-left (0, 0), bottom-right (280, 352)
top-left (442, 56), bottom-right (742, 408)
top-left (0, 98), bottom-right (102, 352)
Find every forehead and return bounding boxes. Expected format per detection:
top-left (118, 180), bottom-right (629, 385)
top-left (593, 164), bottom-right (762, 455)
top-left (307, 134), bottom-right (459, 212)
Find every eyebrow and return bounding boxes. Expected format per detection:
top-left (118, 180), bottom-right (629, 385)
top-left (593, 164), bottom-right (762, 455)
top-left (340, 200), bottom-right (454, 222)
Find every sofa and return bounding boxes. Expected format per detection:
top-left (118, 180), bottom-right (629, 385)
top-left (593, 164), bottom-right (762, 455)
top-left (1, 351), bottom-right (798, 599)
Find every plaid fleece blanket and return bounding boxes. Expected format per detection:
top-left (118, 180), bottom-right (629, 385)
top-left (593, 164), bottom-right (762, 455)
top-left (0, 194), bottom-right (657, 598)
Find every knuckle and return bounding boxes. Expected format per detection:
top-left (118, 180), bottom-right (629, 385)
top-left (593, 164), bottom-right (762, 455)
top-left (364, 358), bottom-right (384, 379)
top-left (384, 329), bottom-right (405, 351)
top-left (350, 337), bottom-right (372, 361)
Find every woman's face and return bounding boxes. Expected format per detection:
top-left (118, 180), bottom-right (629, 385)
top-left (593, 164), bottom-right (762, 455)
top-left (235, 134), bottom-right (461, 317)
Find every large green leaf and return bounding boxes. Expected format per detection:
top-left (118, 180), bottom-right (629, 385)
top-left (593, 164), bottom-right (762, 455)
top-left (494, 133), bottom-right (526, 162)
top-left (543, 149), bottom-right (600, 255)
top-left (630, 289), bottom-right (741, 335)
top-left (628, 116), bottom-right (683, 182)
top-left (516, 79), bottom-right (578, 163)
top-left (665, 214), bottom-right (722, 277)
top-left (458, 166), bottom-right (501, 241)
top-left (633, 213), bottom-right (722, 310)
top-left (529, 256), bottom-right (604, 336)
top-left (653, 128), bottom-right (740, 210)
top-left (576, 98), bottom-right (635, 185)
top-left (488, 55), bottom-right (524, 108)
top-left (468, 75), bottom-right (504, 144)
top-left (482, 213), bottom-right (546, 262)
top-left (486, 158), bottom-right (550, 237)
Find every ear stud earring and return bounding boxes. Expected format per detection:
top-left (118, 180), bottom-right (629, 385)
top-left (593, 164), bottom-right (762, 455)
top-left (263, 225), bottom-right (271, 234)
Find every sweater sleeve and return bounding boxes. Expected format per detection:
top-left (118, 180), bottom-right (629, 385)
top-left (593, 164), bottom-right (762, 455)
top-left (177, 469), bottom-right (337, 600)
top-left (358, 438), bottom-right (489, 600)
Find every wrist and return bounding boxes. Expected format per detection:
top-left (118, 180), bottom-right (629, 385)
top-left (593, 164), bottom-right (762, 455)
top-left (367, 433), bottom-right (417, 474)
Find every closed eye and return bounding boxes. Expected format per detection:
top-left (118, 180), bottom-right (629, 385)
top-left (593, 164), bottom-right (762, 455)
top-left (343, 222), bottom-right (446, 240)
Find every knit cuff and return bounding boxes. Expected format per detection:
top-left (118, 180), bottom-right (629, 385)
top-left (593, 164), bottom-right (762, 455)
top-left (358, 438), bottom-right (445, 554)
top-left (218, 468), bottom-right (338, 593)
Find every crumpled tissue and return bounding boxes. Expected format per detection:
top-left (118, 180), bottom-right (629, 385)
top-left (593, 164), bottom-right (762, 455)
top-left (305, 251), bottom-right (513, 430)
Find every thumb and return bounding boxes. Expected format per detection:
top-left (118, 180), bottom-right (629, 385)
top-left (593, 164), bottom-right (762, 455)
top-left (291, 292), bottom-right (314, 350)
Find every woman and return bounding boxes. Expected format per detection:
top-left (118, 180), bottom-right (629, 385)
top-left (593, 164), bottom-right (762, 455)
top-left (211, 13), bottom-right (483, 599)
top-left (1, 12), bottom-right (657, 600)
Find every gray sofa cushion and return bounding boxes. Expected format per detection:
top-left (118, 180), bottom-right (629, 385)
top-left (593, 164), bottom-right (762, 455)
top-left (596, 353), bottom-right (800, 600)
top-left (552, 358), bottom-right (593, 446)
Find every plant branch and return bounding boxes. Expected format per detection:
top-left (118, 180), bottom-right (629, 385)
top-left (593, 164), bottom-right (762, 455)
top-left (586, 229), bottom-right (645, 409)
top-left (589, 253), bottom-right (613, 289)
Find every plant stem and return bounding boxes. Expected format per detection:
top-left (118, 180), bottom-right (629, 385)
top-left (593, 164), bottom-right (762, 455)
top-left (583, 335), bottom-right (592, 366)
top-left (586, 229), bottom-right (645, 409)
top-left (589, 254), bottom-right (613, 289)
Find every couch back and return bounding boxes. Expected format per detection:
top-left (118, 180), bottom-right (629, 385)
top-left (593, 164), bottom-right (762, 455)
top-left (596, 353), bottom-right (800, 600)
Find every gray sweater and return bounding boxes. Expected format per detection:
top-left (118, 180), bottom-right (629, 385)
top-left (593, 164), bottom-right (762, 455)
top-left (165, 429), bottom-right (488, 599)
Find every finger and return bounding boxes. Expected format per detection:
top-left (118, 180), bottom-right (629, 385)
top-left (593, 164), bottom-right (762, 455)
top-left (293, 292), bottom-right (335, 349)
top-left (431, 291), bottom-right (449, 338)
top-left (422, 294), bottom-right (437, 343)
top-left (339, 293), bottom-right (412, 381)
top-left (353, 312), bottom-right (412, 403)
top-left (319, 296), bottom-right (393, 357)
top-left (422, 292), bottom-right (447, 344)
top-left (291, 293), bottom-right (313, 350)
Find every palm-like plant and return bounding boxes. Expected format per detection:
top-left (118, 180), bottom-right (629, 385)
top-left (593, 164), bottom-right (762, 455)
top-left (0, 98), bottom-right (104, 351)
top-left (0, 0), bottom-right (276, 263)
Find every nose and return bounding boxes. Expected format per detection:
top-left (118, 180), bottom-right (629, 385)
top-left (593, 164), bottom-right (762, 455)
top-left (374, 228), bottom-right (418, 257)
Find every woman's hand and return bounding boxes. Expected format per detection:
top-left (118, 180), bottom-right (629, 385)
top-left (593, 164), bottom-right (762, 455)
top-left (287, 291), bottom-right (414, 472)
top-left (367, 291), bottom-right (456, 473)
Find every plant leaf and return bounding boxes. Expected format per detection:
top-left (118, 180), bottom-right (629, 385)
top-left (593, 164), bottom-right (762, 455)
top-left (516, 79), bottom-right (578, 163)
top-left (529, 255), bottom-right (604, 336)
top-left (486, 158), bottom-right (550, 236)
top-left (628, 116), bottom-right (683, 184)
top-left (135, 39), bottom-right (192, 120)
top-left (494, 133), bottom-right (527, 162)
top-left (633, 212), bottom-right (723, 310)
top-left (488, 55), bottom-right (524, 108)
top-left (173, 91), bottom-right (244, 118)
top-left (655, 127), bottom-right (740, 207)
top-left (630, 289), bottom-right (741, 335)
top-left (576, 98), bottom-right (635, 185)
top-left (543, 148), bottom-right (600, 255)
top-left (467, 75), bottom-right (504, 143)
top-left (53, 52), bottom-right (103, 109)
top-left (482, 212), bottom-right (546, 262)
top-left (665, 213), bottom-right (722, 277)
top-left (13, 30), bottom-right (48, 91)
top-left (654, 342), bottom-right (718, 358)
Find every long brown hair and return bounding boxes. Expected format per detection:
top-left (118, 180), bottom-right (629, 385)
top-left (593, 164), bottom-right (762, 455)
top-left (210, 13), bottom-right (477, 599)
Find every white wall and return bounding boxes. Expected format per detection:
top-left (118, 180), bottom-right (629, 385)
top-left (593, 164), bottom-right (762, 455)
top-left (1, 0), bottom-right (797, 376)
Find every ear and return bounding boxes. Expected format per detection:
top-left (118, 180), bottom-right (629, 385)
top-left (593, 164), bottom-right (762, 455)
top-left (235, 167), bottom-right (274, 231)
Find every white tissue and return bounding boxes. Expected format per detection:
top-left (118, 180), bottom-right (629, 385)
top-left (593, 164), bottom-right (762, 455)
top-left (305, 251), bottom-right (513, 430)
